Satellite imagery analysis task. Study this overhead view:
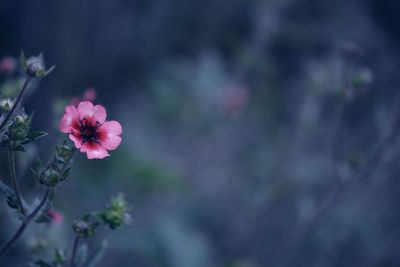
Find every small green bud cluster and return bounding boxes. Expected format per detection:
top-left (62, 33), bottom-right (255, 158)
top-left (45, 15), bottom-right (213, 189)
top-left (0, 111), bottom-right (49, 153)
top-left (8, 112), bottom-right (32, 141)
top-left (73, 217), bottom-right (100, 238)
top-left (72, 194), bottom-right (132, 239)
top-left (99, 193), bottom-right (132, 230)
top-left (32, 140), bottom-right (75, 187)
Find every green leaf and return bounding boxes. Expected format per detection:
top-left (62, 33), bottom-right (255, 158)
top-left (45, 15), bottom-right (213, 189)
top-left (20, 51), bottom-right (27, 71)
top-left (0, 180), bottom-right (15, 198)
top-left (61, 167), bottom-right (72, 180)
top-left (27, 131), bottom-right (48, 141)
top-left (13, 144), bottom-right (25, 152)
top-left (35, 213), bottom-right (52, 223)
top-left (54, 248), bottom-right (66, 265)
top-left (0, 180), bottom-right (19, 209)
top-left (31, 260), bottom-right (53, 267)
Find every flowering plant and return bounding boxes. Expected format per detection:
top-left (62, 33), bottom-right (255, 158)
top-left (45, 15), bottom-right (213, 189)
top-left (0, 53), bottom-right (131, 267)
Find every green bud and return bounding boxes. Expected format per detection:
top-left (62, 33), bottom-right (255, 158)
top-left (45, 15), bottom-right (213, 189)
top-left (39, 167), bottom-right (60, 187)
top-left (8, 112), bottom-right (31, 141)
top-left (21, 52), bottom-right (55, 78)
top-left (0, 98), bottom-right (14, 112)
top-left (100, 193), bottom-right (132, 229)
top-left (73, 220), bottom-right (99, 238)
top-left (56, 141), bottom-right (75, 159)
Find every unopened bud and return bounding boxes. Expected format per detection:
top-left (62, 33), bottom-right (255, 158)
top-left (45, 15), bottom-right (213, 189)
top-left (100, 193), bottom-right (131, 229)
top-left (0, 98), bottom-right (14, 112)
top-left (20, 52), bottom-right (55, 78)
top-left (8, 112), bottom-right (31, 140)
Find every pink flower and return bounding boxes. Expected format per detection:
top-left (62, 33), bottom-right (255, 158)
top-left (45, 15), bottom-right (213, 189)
top-left (83, 87), bottom-right (97, 102)
top-left (220, 85), bottom-right (249, 115)
top-left (59, 101), bottom-right (122, 159)
top-left (46, 209), bottom-right (64, 224)
top-left (0, 57), bottom-right (16, 73)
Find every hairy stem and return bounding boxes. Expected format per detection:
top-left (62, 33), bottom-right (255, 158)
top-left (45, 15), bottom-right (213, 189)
top-left (69, 235), bottom-right (80, 267)
top-left (0, 76), bottom-right (32, 133)
top-left (0, 187), bottom-right (52, 258)
top-left (7, 144), bottom-right (26, 216)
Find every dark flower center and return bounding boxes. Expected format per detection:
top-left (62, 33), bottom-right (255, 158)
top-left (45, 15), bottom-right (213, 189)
top-left (79, 117), bottom-right (101, 144)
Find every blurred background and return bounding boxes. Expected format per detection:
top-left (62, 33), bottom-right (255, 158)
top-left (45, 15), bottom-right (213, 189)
top-left (1, 0), bottom-right (400, 266)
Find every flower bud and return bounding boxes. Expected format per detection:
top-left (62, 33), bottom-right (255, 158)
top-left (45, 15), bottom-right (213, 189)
top-left (56, 141), bottom-right (75, 159)
top-left (20, 52), bottom-right (55, 78)
top-left (73, 219), bottom-right (99, 238)
top-left (73, 220), bottom-right (91, 237)
top-left (40, 167), bottom-right (60, 187)
top-left (0, 98), bottom-right (14, 112)
top-left (100, 193), bottom-right (132, 229)
top-left (8, 112), bottom-right (31, 141)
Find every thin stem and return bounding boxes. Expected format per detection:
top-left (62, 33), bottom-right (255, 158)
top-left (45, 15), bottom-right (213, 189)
top-left (0, 187), bottom-right (52, 258)
top-left (69, 235), bottom-right (80, 267)
top-left (7, 144), bottom-right (26, 216)
top-left (0, 76), bottom-right (32, 133)
top-left (262, 96), bottom-right (400, 265)
top-left (81, 228), bottom-right (110, 267)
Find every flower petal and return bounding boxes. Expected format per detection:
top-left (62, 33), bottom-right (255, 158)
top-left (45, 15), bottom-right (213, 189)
top-left (100, 135), bottom-right (121, 150)
top-left (93, 104), bottom-right (106, 123)
top-left (80, 142), bottom-right (110, 159)
top-left (100, 120), bottom-right (122, 136)
top-left (77, 101), bottom-right (94, 118)
top-left (77, 101), bottom-right (106, 123)
top-left (59, 105), bottom-right (78, 133)
top-left (69, 134), bottom-right (82, 149)
top-left (98, 120), bottom-right (122, 150)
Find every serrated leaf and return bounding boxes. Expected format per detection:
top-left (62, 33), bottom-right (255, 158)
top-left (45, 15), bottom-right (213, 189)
top-left (35, 213), bottom-right (52, 223)
top-left (27, 131), bottom-right (48, 141)
top-left (0, 180), bottom-right (18, 209)
top-left (62, 167), bottom-right (72, 180)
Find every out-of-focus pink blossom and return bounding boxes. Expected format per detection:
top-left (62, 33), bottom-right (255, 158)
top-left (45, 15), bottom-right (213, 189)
top-left (46, 209), bottom-right (64, 224)
top-left (83, 87), bottom-right (97, 102)
top-left (70, 87), bottom-right (97, 106)
top-left (59, 101), bottom-right (122, 159)
top-left (220, 84), bottom-right (249, 115)
top-left (0, 57), bottom-right (16, 74)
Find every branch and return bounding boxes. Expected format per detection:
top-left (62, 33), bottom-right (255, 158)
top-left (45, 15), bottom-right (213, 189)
top-left (0, 76), bottom-right (32, 133)
top-left (0, 187), bottom-right (52, 259)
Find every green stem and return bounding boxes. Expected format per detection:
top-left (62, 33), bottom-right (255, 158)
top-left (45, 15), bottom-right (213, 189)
top-left (0, 76), bottom-right (32, 133)
top-left (0, 187), bottom-right (52, 258)
top-left (7, 143), bottom-right (26, 217)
